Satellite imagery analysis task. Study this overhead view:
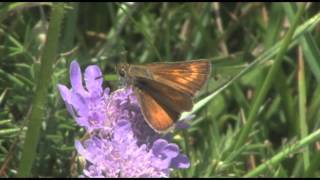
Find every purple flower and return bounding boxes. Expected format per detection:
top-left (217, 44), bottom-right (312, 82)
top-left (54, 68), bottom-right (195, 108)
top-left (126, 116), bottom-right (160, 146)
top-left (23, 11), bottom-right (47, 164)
top-left (58, 60), bottom-right (190, 177)
top-left (75, 121), bottom-right (189, 177)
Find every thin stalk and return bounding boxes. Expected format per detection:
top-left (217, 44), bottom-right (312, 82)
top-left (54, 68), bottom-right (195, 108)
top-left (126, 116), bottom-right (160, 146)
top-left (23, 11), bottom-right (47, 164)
top-left (17, 3), bottom-right (65, 177)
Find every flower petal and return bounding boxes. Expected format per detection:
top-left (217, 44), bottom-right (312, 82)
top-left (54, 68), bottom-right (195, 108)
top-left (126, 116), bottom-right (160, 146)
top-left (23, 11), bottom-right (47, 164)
top-left (75, 140), bottom-right (86, 156)
top-left (162, 143), bottom-right (179, 158)
top-left (70, 60), bottom-right (86, 95)
top-left (57, 84), bottom-right (71, 103)
top-left (104, 87), bottom-right (110, 99)
top-left (75, 116), bottom-right (89, 128)
top-left (57, 84), bottom-right (75, 117)
top-left (71, 92), bottom-right (89, 118)
top-left (170, 154), bottom-right (190, 169)
top-left (152, 139), bottom-right (167, 156)
top-left (84, 65), bottom-right (103, 95)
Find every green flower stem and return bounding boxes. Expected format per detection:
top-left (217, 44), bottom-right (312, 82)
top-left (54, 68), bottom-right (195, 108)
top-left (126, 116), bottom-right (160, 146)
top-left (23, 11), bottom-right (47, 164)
top-left (17, 3), bottom-right (65, 177)
top-left (244, 128), bottom-right (320, 177)
top-left (234, 3), bottom-right (306, 150)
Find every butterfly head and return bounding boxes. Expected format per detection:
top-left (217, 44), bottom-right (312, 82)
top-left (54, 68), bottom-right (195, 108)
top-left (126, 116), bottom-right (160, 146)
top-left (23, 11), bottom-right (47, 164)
top-left (116, 63), bottom-right (129, 78)
top-left (116, 63), bottom-right (132, 86)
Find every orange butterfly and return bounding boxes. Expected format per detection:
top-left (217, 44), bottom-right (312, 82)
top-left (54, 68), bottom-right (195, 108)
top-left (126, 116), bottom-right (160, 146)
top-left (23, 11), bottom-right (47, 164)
top-left (116, 60), bottom-right (211, 133)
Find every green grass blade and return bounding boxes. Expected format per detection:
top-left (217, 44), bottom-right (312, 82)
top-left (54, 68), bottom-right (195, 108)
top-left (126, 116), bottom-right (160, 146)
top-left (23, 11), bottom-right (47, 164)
top-left (305, 149), bottom-right (320, 177)
top-left (234, 3), bottom-right (306, 150)
top-left (274, 71), bottom-right (297, 136)
top-left (0, 128), bottom-right (23, 135)
top-left (0, 119), bottom-right (11, 126)
top-left (17, 3), bottom-right (65, 177)
top-left (61, 2), bottom-right (78, 63)
top-left (118, 3), bottom-right (162, 61)
top-left (244, 128), bottom-right (320, 177)
top-left (283, 3), bottom-right (320, 84)
top-left (297, 46), bottom-right (310, 171)
top-left (308, 85), bottom-right (320, 125)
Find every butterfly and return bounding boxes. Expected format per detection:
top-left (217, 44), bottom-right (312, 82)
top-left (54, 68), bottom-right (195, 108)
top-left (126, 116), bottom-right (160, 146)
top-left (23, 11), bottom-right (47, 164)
top-left (116, 60), bottom-right (211, 133)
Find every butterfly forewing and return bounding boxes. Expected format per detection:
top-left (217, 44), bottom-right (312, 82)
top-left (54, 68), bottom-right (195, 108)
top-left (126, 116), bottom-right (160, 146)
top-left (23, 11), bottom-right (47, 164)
top-left (146, 60), bottom-right (211, 96)
top-left (134, 77), bottom-right (193, 113)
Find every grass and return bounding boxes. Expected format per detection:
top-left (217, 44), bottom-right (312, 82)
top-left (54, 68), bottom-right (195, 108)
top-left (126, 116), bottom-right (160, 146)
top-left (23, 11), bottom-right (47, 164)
top-left (1, 2), bottom-right (320, 177)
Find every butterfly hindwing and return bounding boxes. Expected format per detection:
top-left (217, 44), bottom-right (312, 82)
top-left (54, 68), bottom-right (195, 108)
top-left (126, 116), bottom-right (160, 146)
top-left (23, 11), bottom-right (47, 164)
top-left (134, 77), bottom-right (193, 113)
top-left (134, 87), bottom-right (179, 132)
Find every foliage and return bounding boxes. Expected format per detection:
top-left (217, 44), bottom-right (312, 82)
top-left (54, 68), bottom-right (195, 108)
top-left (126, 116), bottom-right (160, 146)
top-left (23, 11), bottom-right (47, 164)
top-left (0, 2), bottom-right (320, 177)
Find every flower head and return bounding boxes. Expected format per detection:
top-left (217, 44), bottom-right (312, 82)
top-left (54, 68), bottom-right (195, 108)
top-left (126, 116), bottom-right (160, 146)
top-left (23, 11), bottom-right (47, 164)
top-left (58, 60), bottom-right (190, 177)
top-left (75, 120), bottom-right (189, 177)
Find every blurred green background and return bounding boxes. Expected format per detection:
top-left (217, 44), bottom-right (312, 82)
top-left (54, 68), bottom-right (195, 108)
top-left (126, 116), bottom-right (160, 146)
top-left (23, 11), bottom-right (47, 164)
top-left (1, 2), bottom-right (320, 177)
